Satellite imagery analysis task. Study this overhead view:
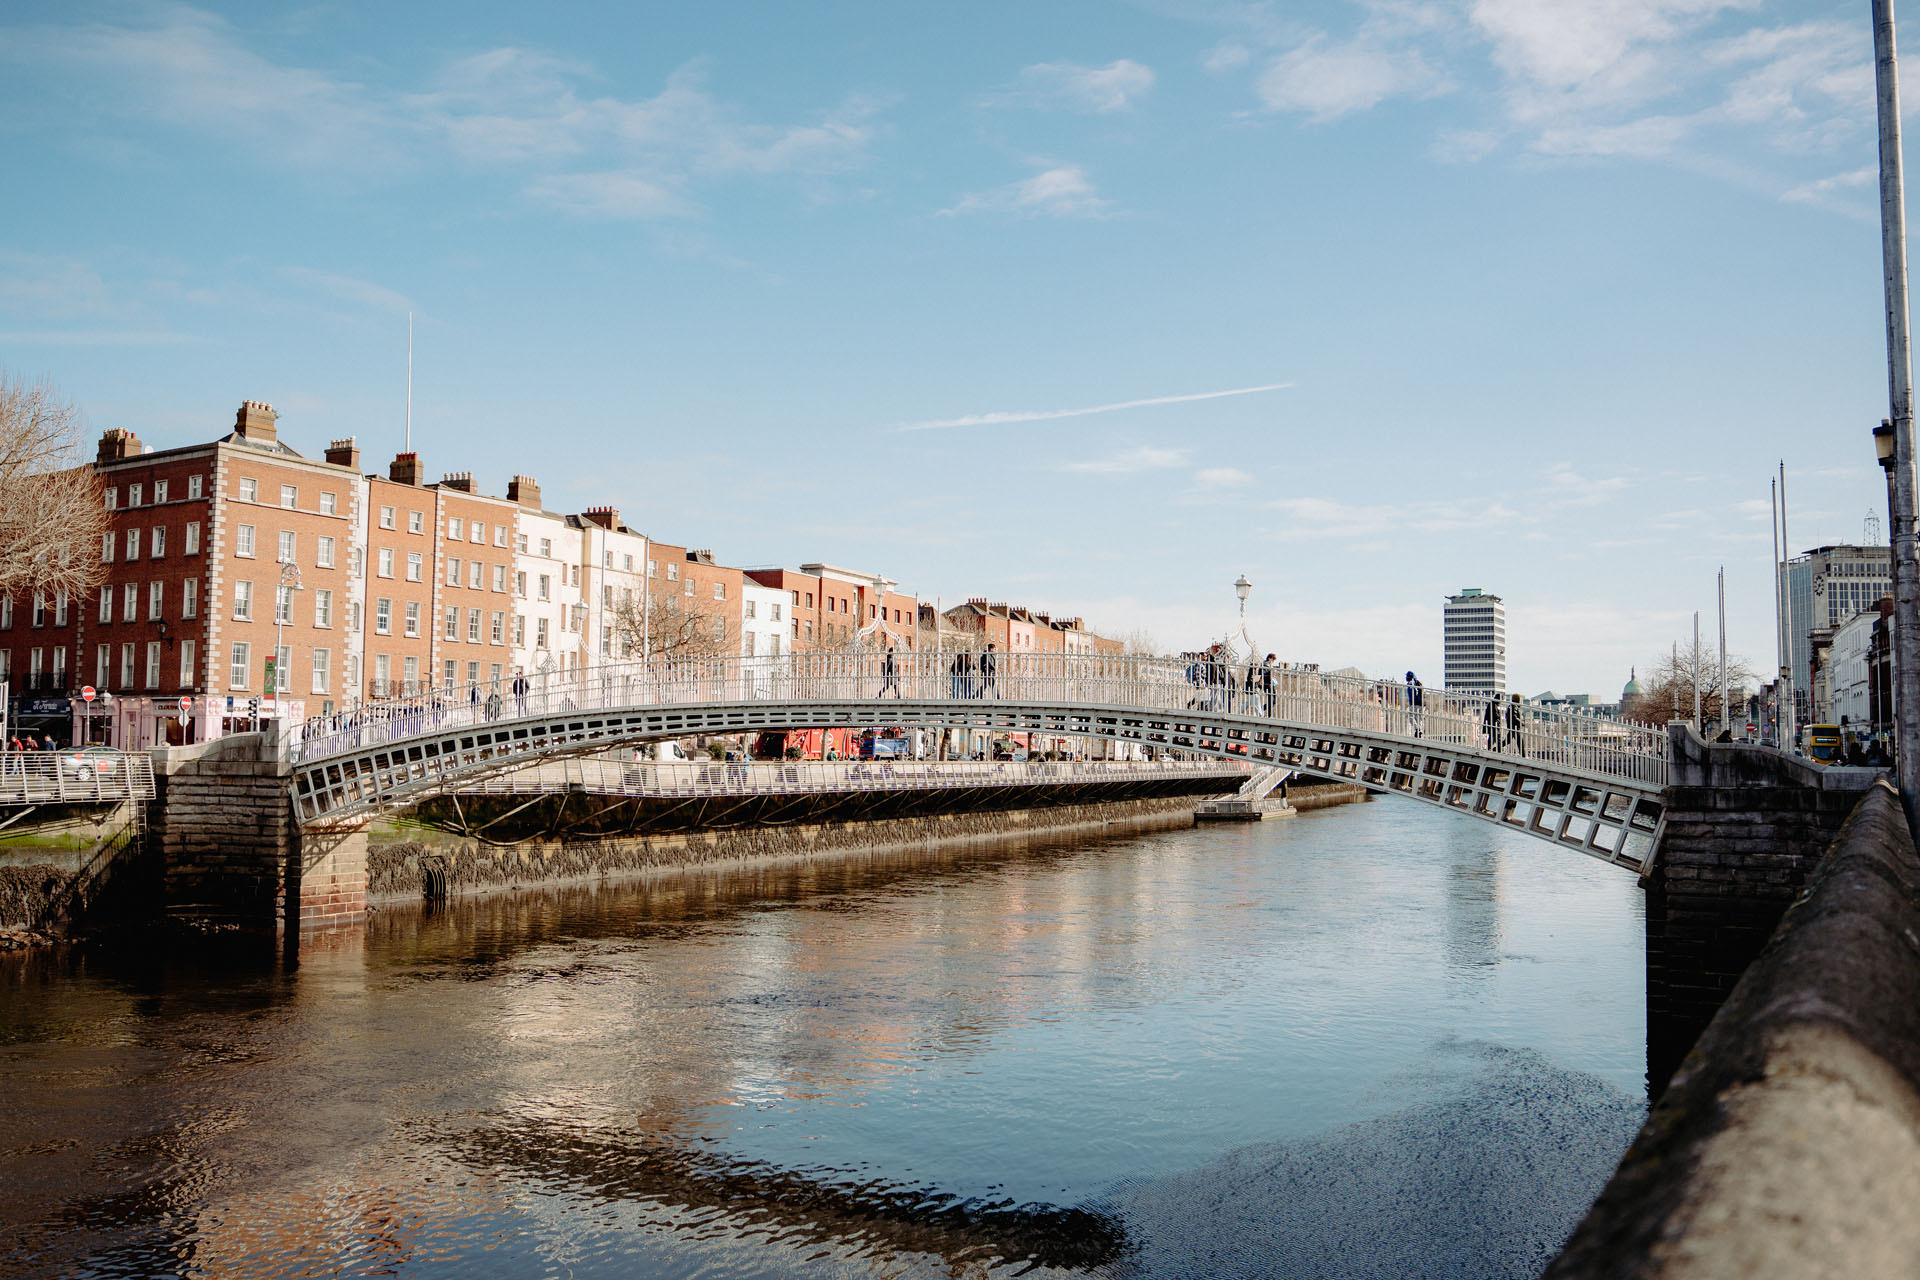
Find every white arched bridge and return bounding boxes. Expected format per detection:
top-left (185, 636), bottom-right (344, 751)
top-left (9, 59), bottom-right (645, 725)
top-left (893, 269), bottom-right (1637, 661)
top-left (286, 652), bottom-right (1670, 871)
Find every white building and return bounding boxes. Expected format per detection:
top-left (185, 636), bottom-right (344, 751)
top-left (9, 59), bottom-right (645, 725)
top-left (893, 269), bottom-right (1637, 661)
top-left (1825, 606), bottom-right (1877, 730)
top-left (506, 477), bottom-right (587, 679)
top-left (573, 507), bottom-right (649, 664)
top-left (741, 580), bottom-right (786, 660)
top-left (1443, 588), bottom-right (1506, 694)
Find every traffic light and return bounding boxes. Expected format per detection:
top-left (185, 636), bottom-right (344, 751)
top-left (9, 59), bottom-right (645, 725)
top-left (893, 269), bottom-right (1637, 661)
top-left (248, 697), bottom-right (260, 717)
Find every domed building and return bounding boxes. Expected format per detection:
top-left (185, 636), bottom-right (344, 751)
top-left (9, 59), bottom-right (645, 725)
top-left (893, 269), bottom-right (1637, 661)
top-left (1620, 667), bottom-right (1645, 719)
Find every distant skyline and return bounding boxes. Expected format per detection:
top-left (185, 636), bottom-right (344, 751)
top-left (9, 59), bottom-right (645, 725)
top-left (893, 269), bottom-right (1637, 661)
top-left (0, 1), bottom-right (1901, 695)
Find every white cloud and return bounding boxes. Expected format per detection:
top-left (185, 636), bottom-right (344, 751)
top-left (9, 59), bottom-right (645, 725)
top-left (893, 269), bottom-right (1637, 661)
top-left (1193, 466), bottom-right (1255, 489)
top-left (1203, 42), bottom-right (1252, 74)
top-left (1257, 35), bottom-right (1441, 121)
top-left (524, 170), bottom-right (697, 219)
top-left (940, 164), bottom-right (1114, 218)
top-left (1781, 164), bottom-right (1877, 221)
top-left (278, 267), bottom-right (414, 315)
top-left (897, 382), bottom-right (1291, 431)
top-left (1063, 446), bottom-right (1191, 474)
top-left (994, 59), bottom-right (1155, 113)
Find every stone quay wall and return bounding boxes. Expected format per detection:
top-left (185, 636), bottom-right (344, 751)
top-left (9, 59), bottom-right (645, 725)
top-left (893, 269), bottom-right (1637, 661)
top-left (1645, 725), bottom-right (1882, 1091)
top-left (1549, 780), bottom-right (1920, 1279)
top-left (370, 794), bottom-right (1207, 905)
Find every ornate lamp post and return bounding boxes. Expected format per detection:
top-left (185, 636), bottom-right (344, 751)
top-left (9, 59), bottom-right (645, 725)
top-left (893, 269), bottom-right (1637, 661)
top-left (1234, 574), bottom-right (1253, 658)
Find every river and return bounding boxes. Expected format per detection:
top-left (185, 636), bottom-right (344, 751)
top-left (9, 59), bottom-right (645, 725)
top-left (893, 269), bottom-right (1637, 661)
top-left (0, 799), bottom-right (1647, 1279)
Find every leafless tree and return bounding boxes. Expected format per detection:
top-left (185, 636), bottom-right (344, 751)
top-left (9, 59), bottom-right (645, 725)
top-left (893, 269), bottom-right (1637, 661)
top-left (0, 375), bottom-right (108, 605)
top-left (1096, 625), bottom-right (1162, 657)
top-left (1626, 642), bottom-right (1759, 727)
top-left (608, 589), bottom-right (729, 662)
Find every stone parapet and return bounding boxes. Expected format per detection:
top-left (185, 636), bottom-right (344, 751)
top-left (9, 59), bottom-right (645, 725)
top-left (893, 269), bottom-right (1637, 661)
top-left (1548, 780), bottom-right (1920, 1278)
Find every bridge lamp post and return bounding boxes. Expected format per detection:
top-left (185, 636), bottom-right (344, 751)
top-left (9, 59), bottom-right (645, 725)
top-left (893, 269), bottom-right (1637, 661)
top-left (1235, 575), bottom-right (1253, 657)
top-left (272, 558), bottom-right (302, 717)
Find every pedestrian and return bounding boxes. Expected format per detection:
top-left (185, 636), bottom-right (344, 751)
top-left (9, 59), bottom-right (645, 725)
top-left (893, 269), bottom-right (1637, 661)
top-left (878, 645), bottom-right (901, 698)
top-left (980, 643), bottom-right (998, 699)
top-left (484, 689), bottom-right (503, 721)
top-left (1482, 696), bottom-right (1500, 750)
top-left (512, 668), bottom-right (529, 716)
top-left (1405, 671), bottom-right (1424, 738)
top-left (41, 734), bottom-right (55, 752)
top-left (1506, 693), bottom-right (1524, 757)
top-left (1261, 654), bottom-right (1277, 717)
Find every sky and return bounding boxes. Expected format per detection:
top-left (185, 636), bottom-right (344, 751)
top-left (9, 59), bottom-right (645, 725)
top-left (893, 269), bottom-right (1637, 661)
top-left (0, 0), bottom-right (1903, 697)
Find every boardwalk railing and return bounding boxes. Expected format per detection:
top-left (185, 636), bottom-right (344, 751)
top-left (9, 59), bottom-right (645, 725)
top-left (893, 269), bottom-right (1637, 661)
top-left (452, 756), bottom-right (1251, 800)
top-left (0, 750), bottom-right (157, 807)
top-left (290, 651), bottom-right (1669, 789)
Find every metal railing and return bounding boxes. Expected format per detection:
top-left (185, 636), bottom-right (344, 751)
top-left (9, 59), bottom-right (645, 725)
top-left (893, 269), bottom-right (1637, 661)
top-left (290, 651), bottom-right (1670, 789)
top-left (451, 756), bottom-right (1250, 800)
top-left (0, 750), bottom-right (157, 806)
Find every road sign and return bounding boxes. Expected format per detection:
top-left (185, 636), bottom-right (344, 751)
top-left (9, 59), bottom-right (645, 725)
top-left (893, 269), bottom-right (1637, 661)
top-left (80, 686), bottom-right (95, 702)
top-left (178, 697), bottom-right (192, 713)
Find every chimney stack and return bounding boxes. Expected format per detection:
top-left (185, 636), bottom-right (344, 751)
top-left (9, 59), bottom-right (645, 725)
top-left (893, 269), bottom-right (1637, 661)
top-left (96, 428), bottom-right (144, 464)
top-left (582, 505), bottom-right (619, 529)
top-left (507, 475), bottom-right (542, 510)
top-left (233, 400), bottom-right (277, 444)
top-left (441, 471), bottom-right (474, 493)
top-left (389, 452), bottom-right (423, 486)
top-left (324, 437), bottom-right (361, 470)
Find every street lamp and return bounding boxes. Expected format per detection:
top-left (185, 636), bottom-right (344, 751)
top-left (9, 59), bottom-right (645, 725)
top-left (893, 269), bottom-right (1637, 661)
top-left (1234, 574), bottom-right (1253, 658)
top-left (272, 558), bottom-right (302, 716)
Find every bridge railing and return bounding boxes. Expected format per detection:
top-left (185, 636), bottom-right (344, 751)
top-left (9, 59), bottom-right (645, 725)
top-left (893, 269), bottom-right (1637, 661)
top-left (289, 651), bottom-right (1669, 787)
top-left (0, 750), bottom-right (157, 806)
top-left (452, 756), bottom-right (1251, 799)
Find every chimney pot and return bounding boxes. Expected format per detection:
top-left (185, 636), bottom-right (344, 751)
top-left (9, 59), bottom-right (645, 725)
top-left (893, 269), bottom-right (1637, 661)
top-left (96, 427), bottom-right (143, 465)
top-left (234, 400), bottom-right (278, 444)
top-left (507, 475), bottom-right (542, 510)
top-left (440, 471), bottom-right (474, 493)
top-left (389, 451), bottom-right (424, 486)
top-left (324, 436), bottom-right (361, 470)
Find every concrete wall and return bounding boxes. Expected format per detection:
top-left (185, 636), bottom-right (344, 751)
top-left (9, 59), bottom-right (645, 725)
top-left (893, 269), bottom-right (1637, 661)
top-left (1549, 780), bottom-right (1920, 1278)
top-left (1646, 725), bottom-right (1882, 1090)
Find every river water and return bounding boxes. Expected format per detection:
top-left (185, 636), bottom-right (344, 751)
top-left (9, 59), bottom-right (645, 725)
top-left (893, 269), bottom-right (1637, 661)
top-left (1, 800), bottom-right (1647, 1279)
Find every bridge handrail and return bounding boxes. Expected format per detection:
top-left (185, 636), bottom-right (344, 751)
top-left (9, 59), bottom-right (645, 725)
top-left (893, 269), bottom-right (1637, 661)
top-left (288, 651), bottom-right (1670, 788)
top-left (0, 749), bottom-right (157, 805)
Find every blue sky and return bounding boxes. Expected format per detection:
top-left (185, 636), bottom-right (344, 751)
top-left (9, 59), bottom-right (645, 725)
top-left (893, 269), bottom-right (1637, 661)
top-left (0, 1), bottom-right (1900, 695)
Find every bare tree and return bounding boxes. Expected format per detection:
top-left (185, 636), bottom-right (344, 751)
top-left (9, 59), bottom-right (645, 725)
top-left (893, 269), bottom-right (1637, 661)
top-left (1115, 626), bottom-right (1162, 657)
top-left (1626, 642), bottom-right (1759, 727)
top-left (0, 375), bottom-right (107, 604)
top-left (608, 589), bottom-right (729, 661)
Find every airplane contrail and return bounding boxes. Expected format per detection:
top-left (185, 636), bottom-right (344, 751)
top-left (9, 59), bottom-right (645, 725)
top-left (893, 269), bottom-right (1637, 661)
top-left (896, 382), bottom-right (1293, 431)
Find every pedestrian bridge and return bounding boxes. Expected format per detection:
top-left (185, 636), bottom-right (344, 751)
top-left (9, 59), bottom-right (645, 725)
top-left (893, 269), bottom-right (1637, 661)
top-left (285, 653), bottom-right (1669, 871)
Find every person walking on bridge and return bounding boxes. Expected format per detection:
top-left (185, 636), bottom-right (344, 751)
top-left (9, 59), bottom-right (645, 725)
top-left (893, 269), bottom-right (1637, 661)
top-left (1482, 695), bottom-right (1500, 751)
top-left (1505, 693), bottom-right (1525, 757)
top-left (1405, 672), bottom-right (1425, 738)
top-left (878, 645), bottom-right (901, 698)
top-left (1260, 655), bottom-right (1277, 717)
top-left (512, 668), bottom-right (529, 716)
top-left (980, 643), bottom-right (998, 699)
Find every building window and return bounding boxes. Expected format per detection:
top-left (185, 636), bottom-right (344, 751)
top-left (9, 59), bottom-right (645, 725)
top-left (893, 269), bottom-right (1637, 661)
top-left (230, 641), bottom-right (250, 690)
top-left (237, 478), bottom-right (257, 503)
top-left (490, 611), bottom-right (504, 645)
top-left (409, 511), bottom-right (423, 535)
top-left (378, 548), bottom-right (394, 578)
top-left (145, 641), bottom-right (160, 689)
top-left (234, 525), bottom-right (254, 558)
top-left (667, 563), bottom-right (679, 582)
top-left (683, 578), bottom-right (694, 596)
top-left (446, 557), bottom-right (461, 586)
top-left (380, 505), bottom-right (396, 530)
top-left (182, 579), bottom-right (198, 619)
top-left (122, 583), bottom-right (137, 620)
top-left (374, 653), bottom-right (390, 693)
top-left (148, 582), bottom-right (163, 621)
top-left (403, 655), bottom-right (419, 690)
top-left (94, 644), bottom-right (108, 688)
top-left (539, 537), bottom-right (552, 557)
top-left (648, 560), bottom-right (657, 579)
top-left (314, 588), bottom-right (332, 628)
top-left (805, 592), bottom-right (813, 608)
top-left (493, 564), bottom-right (506, 592)
top-left (280, 484), bottom-right (297, 509)
top-left (515, 571), bottom-right (526, 597)
top-left (187, 475), bottom-right (203, 500)
top-left (278, 530), bottom-right (295, 564)
top-left (466, 660), bottom-right (480, 686)
top-left (495, 526), bottom-right (507, 548)
top-left (404, 602), bottom-right (420, 637)
top-left (233, 580), bottom-right (253, 620)
top-left (406, 552), bottom-right (422, 582)
top-left (101, 531), bottom-right (113, 564)
top-left (468, 561), bottom-right (481, 590)
top-left (448, 517), bottom-right (463, 541)
top-left (98, 586), bottom-right (112, 624)
top-left (536, 618), bottom-right (549, 649)
top-left (444, 606), bottom-right (458, 641)
top-left (104, 487), bottom-right (117, 510)
top-left (467, 609), bottom-right (481, 644)
top-left (320, 491), bottom-right (337, 516)
top-left (150, 527), bottom-right (165, 558)
top-left (513, 616), bottom-right (525, 647)
top-left (771, 602), bottom-right (781, 622)
top-left (125, 528), bottom-right (140, 560)
top-left (745, 600), bottom-right (756, 620)
top-left (375, 598), bottom-right (391, 635)
top-left (179, 640), bottom-right (194, 688)
top-left (155, 479), bottom-right (168, 503)
top-left (316, 535), bottom-right (334, 569)
top-left (128, 483), bottom-right (143, 507)
top-left (275, 583), bottom-right (292, 625)
top-left (537, 575), bottom-right (550, 602)
top-left (714, 582), bottom-right (725, 601)
top-left (185, 522), bottom-right (200, 555)
top-left (311, 648), bottom-right (329, 694)
top-left (443, 659), bottom-right (457, 689)
top-left (517, 534), bottom-right (529, 554)
top-left (53, 589), bottom-right (66, 627)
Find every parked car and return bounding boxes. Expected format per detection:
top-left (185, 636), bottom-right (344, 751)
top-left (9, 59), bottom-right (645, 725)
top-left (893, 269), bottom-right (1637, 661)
top-left (62, 747), bottom-right (119, 781)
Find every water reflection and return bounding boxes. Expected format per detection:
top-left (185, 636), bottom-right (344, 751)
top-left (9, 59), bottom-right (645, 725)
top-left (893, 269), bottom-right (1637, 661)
top-left (1, 803), bottom-right (1646, 1278)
